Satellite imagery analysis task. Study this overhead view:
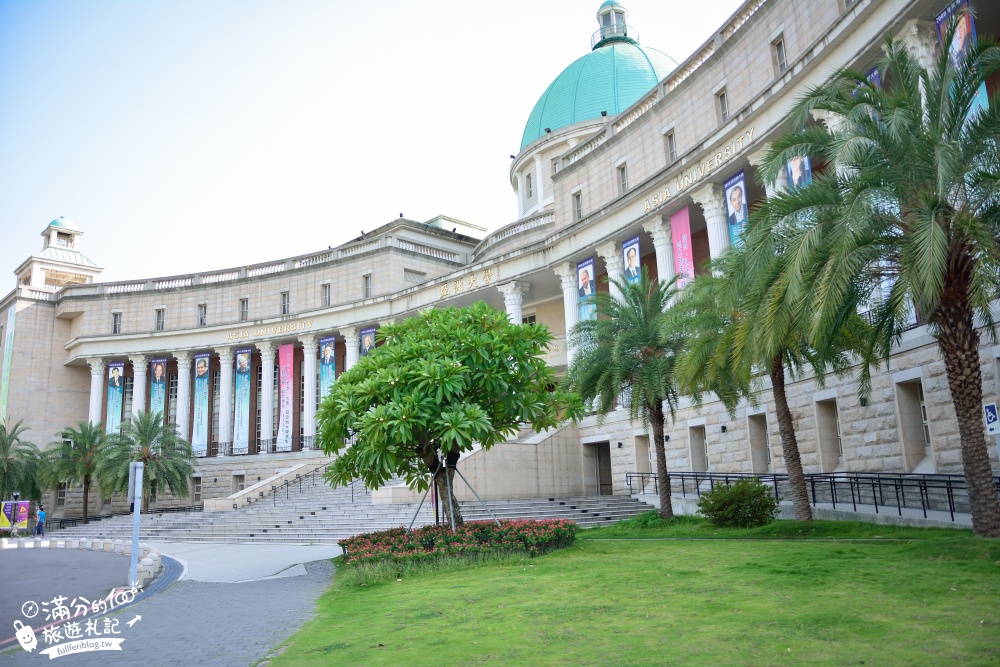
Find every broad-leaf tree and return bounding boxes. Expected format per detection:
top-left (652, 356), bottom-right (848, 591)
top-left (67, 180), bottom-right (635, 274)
top-left (40, 421), bottom-right (109, 524)
top-left (567, 270), bottom-right (685, 519)
top-left (0, 419), bottom-right (40, 502)
top-left (758, 27), bottom-right (1000, 536)
top-left (317, 302), bottom-right (582, 528)
top-left (95, 411), bottom-right (194, 513)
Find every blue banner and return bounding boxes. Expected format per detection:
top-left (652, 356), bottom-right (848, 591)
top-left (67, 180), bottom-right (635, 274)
top-left (233, 349), bottom-right (252, 454)
top-left (723, 170), bottom-right (748, 247)
top-left (622, 236), bottom-right (640, 284)
top-left (320, 337), bottom-right (336, 400)
top-left (105, 362), bottom-right (125, 434)
top-left (192, 353), bottom-right (210, 457)
top-left (360, 328), bottom-right (377, 358)
top-left (0, 306), bottom-right (15, 423)
top-left (936, 0), bottom-right (987, 123)
top-left (577, 257), bottom-right (596, 321)
top-left (150, 358), bottom-right (167, 421)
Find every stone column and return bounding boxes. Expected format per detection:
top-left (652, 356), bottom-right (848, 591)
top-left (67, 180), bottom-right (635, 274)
top-left (216, 347), bottom-right (234, 453)
top-left (596, 239), bottom-right (624, 301)
top-left (300, 335), bottom-right (318, 442)
top-left (257, 342), bottom-right (276, 451)
top-left (747, 142), bottom-right (786, 198)
top-left (533, 154), bottom-right (545, 203)
top-left (896, 20), bottom-right (938, 117)
top-left (343, 327), bottom-right (359, 371)
top-left (87, 358), bottom-right (105, 425)
top-left (642, 218), bottom-right (676, 291)
top-left (553, 262), bottom-right (579, 366)
top-left (498, 282), bottom-right (530, 325)
top-left (175, 352), bottom-right (191, 440)
top-left (129, 355), bottom-right (148, 418)
top-left (691, 183), bottom-right (729, 262)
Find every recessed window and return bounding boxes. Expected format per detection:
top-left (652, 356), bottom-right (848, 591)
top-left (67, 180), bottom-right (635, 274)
top-left (280, 292), bottom-right (290, 316)
top-left (363, 275), bottom-right (373, 299)
top-left (192, 477), bottom-right (202, 503)
top-left (233, 475), bottom-right (245, 493)
top-left (521, 314), bottom-right (536, 325)
top-left (665, 131), bottom-right (677, 163)
top-left (197, 304), bottom-right (207, 327)
top-left (56, 483), bottom-right (66, 508)
top-left (551, 158), bottom-right (560, 175)
top-left (718, 89), bottom-right (730, 123)
top-left (573, 192), bottom-right (583, 221)
top-left (112, 312), bottom-right (122, 335)
top-left (155, 309), bottom-right (165, 332)
top-left (618, 164), bottom-right (628, 194)
top-left (773, 37), bottom-right (788, 74)
top-left (321, 284), bottom-right (331, 307)
top-left (56, 232), bottom-right (73, 248)
top-left (239, 298), bottom-right (249, 321)
top-left (525, 172), bottom-right (533, 200)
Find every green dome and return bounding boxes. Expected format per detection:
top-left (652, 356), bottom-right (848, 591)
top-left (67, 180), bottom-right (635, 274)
top-left (520, 40), bottom-right (675, 150)
top-left (48, 216), bottom-right (78, 231)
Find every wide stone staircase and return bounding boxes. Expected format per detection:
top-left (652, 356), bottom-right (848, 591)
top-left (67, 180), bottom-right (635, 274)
top-left (48, 476), bottom-right (655, 544)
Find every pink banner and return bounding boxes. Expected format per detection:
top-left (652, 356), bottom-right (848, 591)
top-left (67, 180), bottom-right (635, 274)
top-left (276, 343), bottom-right (294, 452)
top-left (671, 207), bottom-right (694, 289)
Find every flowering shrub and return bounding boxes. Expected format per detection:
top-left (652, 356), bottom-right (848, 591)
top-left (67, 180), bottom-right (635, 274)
top-left (339, 519), bottom-right (577, 566)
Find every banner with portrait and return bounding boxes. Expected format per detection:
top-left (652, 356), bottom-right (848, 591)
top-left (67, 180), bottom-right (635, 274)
top-left (359, 328), bottom-right (377, 358)
top-left (275, 343), bottom-right (294, 452)
top-left (936, 0), bottom-right (987, 122)
top-left (622, 236), bottom-right (641, 284)
top-left (192, 353), bottom-right (210, 457)
top-left (785, 155), bottom-right (812, 190)
top-left (0, 306), bottom-right (15, 423)
top-left (149, 358), bottom-right (167, 421)
top-left (319, 336), bottom-right (336, 400)
top-left (670, 207), bottom-right (694, 289)
top-left (233, 348), bottom-right (252, 455)
top-left (105, 362), bottom-right (125, 434)
top-left (866, 65), bottom-right (881, 89)
top-left (576, 257), bottom-right (596, 321)
top-left (723, 170), bottom-right (749, 247)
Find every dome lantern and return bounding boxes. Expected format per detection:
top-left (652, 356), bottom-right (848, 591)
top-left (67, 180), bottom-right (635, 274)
top-left (593, 1), bottom-right (635, 49)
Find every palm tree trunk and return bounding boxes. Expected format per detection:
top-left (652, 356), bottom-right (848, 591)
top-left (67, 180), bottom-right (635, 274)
top-left (937, 281), bottom-right (1000, 538)
top-left (82, 476), bottom-right (90, 524)
top-left (770, 355), bottom-right (812, 521)
top-left (648, 399), bottom-right (673, 519)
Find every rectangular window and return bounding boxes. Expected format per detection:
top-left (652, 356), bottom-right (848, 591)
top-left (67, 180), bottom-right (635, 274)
top-left (56, 483), bottom-right (66, 508)
top-left (321, 284), bottom-right (331, 307)
top-left (525, 172), bottom-right (533, 200)
top-left (255, 364), bottom-right (263, 445)
top-left (192, 477), bottom-right (202, 503)
top-left (573, 192), bottom-right (583, 220)
top-left (122, 377), bottom-right (134, 425)
top-left (747, 414), bottom-right (771, 473)
top-left (363, 275), bottom-right (372, 299)
top-left (551, 158), bottom-right (559, 175)
top-left (618, 164), bottom-right (628, 194)
top-left (112, 312), bottom-right (122, 335)
top-left (815, 399), bottom-right (843, 472)
top-left (774, 38), bottom-right (788, 74)
top-left (155, 308), bottom-right (165, 332)
top-left (665, 132), bottom-right (677, 163)
top-left (280, 292), bottom-right (290, 316)
top-left (233, 475), bottom-right (245, 493)
top-left (896, 380), bottom-right (932, 472)
top-left (521, 314), bottom-right (536, 325)
top-left (197, 304), bottom-right (207, 327)
top-left (299, 372), bottom-right (305, 442)
top-left (239, 298), bottom-right (249, 321)
top-left (167, 374), bottom-right (178, 425)
top-left (718, 89), bottom-right (730, 123)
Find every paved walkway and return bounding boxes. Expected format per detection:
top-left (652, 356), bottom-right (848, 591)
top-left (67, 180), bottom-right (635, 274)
top-left (1, 543), bottom-right (342, 666)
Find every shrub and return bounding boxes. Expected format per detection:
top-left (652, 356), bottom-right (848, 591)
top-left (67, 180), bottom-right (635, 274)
top-left (338, 519), bottom-right (577, 567)
top-left (697, 478), bottom-right (780, 528)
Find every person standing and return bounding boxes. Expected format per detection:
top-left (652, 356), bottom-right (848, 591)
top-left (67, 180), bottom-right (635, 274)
top-left (34, 505), bottom-right (45, 537)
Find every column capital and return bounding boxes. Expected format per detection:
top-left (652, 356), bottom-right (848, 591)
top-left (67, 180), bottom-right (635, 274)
top-left (894, 19), bottom-right (938, 70)
top-left (642, 218), bottom-right (672, 248)
top-left (256, 341), bottom-right (276, 359)
top-left (379, 319), bottom-right (395, 328)
top-left (595, 239), bottom-right (623, 272)
top-left (497, 281), bottom-right (530, 304)
top-left (216, 346), bottom-right (234, 364)
top-left (690, 183), bottom-right (726, 220)
top-left (341, 326), bottom-right (359, 347)
top-left (173, 350), bottom-right (192, 365)
top-left (746, 142), bottom-right (772, 167)
top-left (87, 357), bottom-right (106, 375)
top-left (299, 334), bottom-right (318, 351)
top-left (129, 354), bottom-right (148, 368)
top-left (810, 109), bottom-right (846, 134)
top-left (553, 262), bottom-right (577, 293)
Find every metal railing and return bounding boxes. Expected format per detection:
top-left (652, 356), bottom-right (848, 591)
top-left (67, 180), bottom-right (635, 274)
top-left (269, 461), bottom-right (369, 506)
top-left (56, 503), bottom-right (204, 530)
top-left (207, 435), bottom-right (321, 457)
top-left (625, 471), bottom-right (1000, 523)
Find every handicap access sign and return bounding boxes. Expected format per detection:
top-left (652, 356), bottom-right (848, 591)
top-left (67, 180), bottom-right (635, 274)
top-left (984, 403), bottom-right (999, 436)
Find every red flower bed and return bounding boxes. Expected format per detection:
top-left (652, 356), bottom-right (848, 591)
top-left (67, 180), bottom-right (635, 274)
top-left (338, 519), bottom-right (577, 566)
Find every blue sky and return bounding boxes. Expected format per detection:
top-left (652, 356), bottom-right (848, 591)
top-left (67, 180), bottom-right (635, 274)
top-left (0, 0), bottom-right (743, 283)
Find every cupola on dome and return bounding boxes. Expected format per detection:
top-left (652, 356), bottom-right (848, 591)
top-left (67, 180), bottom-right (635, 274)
top-left (519, 2), bottom-right (675, 150)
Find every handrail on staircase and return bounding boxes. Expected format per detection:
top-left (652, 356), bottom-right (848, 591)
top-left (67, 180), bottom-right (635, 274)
top-left (269, 460), bottom-right (369, 506)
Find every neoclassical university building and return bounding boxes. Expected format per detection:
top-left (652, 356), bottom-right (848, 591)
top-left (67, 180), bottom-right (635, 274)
top-left (3, 0), bottom-right (999, 517)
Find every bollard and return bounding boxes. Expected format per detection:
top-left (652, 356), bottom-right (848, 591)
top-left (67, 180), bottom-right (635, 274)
top-left (71, 538), bottom-right (80, 549)
top-left (114, 539), bottom-right (124, 554)
top-left (80, 538), bottom-right (90, 550)
top-left (103, 539), bottom-right (113, 552)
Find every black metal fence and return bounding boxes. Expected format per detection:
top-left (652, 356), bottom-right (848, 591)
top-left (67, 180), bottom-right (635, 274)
top-left (625, 471), bottom-right (1000, 523)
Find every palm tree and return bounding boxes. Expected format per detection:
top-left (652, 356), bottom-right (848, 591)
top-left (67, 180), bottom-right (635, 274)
top-left (0, 420), bottom-right (40, 502)
top-left (40, 421), bottom-right (109, 524)
top-left (757, 28), bottom-right (1000, 537)
top-left (95, 411), bottom-right (194, 513)
top-left (567, 270), bottom-right (685, 518)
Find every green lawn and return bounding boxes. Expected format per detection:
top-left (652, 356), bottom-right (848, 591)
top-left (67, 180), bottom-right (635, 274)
top-left (270, 519), bottom-right (1000, 666)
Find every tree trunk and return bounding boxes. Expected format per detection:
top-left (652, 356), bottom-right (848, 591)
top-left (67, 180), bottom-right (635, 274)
top-left (936, 275), bottom-right (1000, 538)
top-left (142, 491), bottom-right (149, 515)
top-left (648, 399), bottom-right (673, 519)
top-left (434, 466), bottom-right (464, 529)
top-left (82, 476), bottom-right (90, 524)
top-left (771, 355), bottom-right (812, 521)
